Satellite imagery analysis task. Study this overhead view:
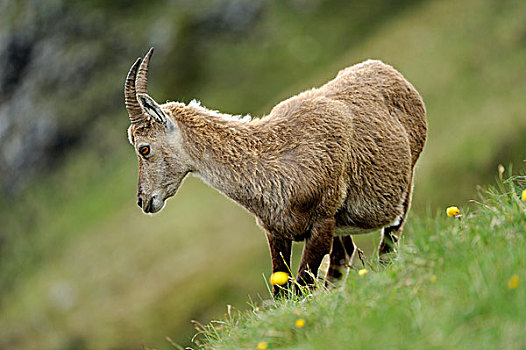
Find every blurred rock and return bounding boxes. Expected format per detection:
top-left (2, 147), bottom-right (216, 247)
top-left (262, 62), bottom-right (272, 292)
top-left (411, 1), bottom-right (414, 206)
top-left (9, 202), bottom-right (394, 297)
top-left (0, 0), bottom-right (265, 196)
top-left (0, 0), bottom-right (107, 195)
top-left (192, 0), bottom-right (265, 35)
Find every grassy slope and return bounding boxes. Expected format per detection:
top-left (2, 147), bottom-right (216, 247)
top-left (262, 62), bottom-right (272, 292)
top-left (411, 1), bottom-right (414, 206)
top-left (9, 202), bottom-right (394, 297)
top-left (1, 0), bottom-right (526, 348)
top-left (196, 177), bottom-right (526, 350)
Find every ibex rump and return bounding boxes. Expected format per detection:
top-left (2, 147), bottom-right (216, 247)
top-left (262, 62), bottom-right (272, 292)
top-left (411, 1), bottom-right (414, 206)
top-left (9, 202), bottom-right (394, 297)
top-left (124, 48), bottom-right (427, 294)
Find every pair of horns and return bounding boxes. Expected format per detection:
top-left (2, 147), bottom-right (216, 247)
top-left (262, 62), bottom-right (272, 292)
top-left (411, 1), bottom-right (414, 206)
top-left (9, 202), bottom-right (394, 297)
top-left (125, 47), bottom-right (154, 124)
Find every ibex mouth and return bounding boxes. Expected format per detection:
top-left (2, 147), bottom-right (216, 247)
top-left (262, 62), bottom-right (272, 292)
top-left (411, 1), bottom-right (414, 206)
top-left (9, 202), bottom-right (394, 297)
top-left (144, 198), bottom-right (154, 213)
top-left (140, 194), bottom-right (165, 214)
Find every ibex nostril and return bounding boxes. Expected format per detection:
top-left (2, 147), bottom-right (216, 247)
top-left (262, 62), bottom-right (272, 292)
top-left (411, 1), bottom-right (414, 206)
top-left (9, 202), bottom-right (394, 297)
top-left (137, 197), bottom-right (143, 208)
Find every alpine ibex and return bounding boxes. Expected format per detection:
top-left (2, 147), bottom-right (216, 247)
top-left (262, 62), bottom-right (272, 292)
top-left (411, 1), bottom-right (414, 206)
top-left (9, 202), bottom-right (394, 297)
top-left (124, 48), bottom-right (426, 293)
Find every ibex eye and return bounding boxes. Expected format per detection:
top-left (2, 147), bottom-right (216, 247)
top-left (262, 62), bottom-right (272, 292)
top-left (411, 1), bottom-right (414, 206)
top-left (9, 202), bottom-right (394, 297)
top-left (139, 145), bottom-right (150, 156)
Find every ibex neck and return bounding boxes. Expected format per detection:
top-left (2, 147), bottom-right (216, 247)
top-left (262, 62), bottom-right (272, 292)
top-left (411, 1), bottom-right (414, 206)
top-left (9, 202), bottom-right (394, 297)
top-left (172, 103), bottom-right (264, 210)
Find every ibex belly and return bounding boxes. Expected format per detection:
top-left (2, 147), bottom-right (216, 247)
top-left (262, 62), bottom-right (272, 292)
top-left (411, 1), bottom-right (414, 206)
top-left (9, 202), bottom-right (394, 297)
top-left (334, 215), bottom-right (402, 235)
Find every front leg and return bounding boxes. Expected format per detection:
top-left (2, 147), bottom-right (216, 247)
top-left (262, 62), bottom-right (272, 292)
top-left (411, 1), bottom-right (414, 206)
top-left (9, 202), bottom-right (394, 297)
top-left (297, 217), bottom-right (334, 287)
top-left (265, 232), bottom-right (292, 296)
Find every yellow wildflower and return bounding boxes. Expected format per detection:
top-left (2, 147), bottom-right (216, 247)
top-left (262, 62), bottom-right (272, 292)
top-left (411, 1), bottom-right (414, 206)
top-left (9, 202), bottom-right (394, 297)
top-left (521, 189), bottom-right (526, 201)
top-left (508, 275), bottom-right (520, 289)
top-left (270, 271), bottom-right (289, 286)
top-left (295, 318), bottom-right (306, 328)
top-left (256, 341), bottom-right (268, 350)
top-left (358, 268), bottom-right (368, 276)
top-left (446, 206), bottom-right (460, 217)
top-left (429, 275), bottom-right (437, 283)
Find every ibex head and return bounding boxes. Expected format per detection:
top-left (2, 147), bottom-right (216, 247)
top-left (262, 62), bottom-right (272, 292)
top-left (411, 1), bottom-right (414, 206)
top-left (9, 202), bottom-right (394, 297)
top-left (124, 48), bottom-right (191, 214)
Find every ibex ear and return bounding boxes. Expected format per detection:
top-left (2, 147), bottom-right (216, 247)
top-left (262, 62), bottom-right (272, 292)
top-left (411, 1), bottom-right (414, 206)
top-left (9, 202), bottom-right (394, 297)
top-left (137, 94), bottom-right (176, 130)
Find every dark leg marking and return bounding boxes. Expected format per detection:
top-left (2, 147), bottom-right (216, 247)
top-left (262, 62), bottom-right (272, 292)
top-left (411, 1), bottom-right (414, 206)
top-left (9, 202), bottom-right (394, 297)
top-left (342, 235), bottom-right (365, 268)
top-left (378, 174), bottom-right (414, 260)
top-left (378, 217), bottom-right (404, 258)
top-left (327, 235), bottom-right (365, 283)
top-left (380, 189), bottom-right (414, 262)
top-left (327, 236), bottom-right (348, 281)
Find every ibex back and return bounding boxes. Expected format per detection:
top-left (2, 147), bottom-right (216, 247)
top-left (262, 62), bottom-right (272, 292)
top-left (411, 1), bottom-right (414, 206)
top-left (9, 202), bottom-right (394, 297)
top-left (124, 48), bottom-right (427, 294)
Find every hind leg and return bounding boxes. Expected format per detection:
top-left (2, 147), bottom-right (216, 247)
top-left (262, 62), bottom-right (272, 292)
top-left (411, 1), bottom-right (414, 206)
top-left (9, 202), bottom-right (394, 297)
top-left (378, 176), bottom-right (413, 260)
top-left (327, 235), bottom-right (364, 283)
top-left (378, 217), bottom-right (404, 259)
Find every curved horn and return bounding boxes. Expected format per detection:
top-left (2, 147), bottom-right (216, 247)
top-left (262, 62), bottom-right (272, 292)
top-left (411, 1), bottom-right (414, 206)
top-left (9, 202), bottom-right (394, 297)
top-left (136, 47), bottom-right (154, 95)
top-left (124, 57), bottom-right (145, 124)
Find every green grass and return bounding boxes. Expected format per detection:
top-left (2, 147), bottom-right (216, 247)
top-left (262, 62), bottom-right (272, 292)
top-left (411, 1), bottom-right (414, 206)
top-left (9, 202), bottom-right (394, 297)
top-left (192, 176), bottom-right (526, 349)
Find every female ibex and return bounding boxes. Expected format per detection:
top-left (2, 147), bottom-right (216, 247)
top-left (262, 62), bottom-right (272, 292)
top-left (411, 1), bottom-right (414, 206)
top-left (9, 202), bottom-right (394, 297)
top-left (124, 48), bottom-right (426, 293)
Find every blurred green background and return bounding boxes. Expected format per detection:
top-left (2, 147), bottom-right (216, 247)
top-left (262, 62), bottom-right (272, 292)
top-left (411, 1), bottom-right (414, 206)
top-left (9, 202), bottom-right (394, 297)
top-left (1, 0), bottom-right (525, 349)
